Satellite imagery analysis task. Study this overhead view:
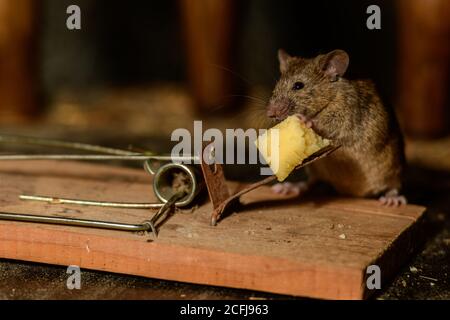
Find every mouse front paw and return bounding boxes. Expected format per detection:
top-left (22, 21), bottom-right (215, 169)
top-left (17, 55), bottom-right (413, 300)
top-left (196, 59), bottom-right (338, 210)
top-left (271, 181), bottom-right (309, 196)
top-left (379, 189), bottom-right (407, 207)
top-left (295, 114), bottom-right (313, 129)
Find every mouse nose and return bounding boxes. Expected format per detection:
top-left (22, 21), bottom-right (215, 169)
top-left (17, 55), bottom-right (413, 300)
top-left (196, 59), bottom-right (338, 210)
top-left (267, 103), bottom-right (278, 118)
top-left (267, 99), bottom-right (291, 119)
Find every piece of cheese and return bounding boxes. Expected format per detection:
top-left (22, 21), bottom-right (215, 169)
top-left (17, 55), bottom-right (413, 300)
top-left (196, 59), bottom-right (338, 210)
top-left (255, 115), bottom-right (331, 181)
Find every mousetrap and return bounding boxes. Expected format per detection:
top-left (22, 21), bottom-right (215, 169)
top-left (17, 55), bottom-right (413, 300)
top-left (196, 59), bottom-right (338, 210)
top-left (0, 156), bottom-right (427, 299)
top-left (0, 135), bottom-right (427, 299)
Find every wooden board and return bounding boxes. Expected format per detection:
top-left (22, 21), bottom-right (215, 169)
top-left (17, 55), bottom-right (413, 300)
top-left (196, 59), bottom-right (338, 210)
top-left (0, 161), bottom-right (426, 299)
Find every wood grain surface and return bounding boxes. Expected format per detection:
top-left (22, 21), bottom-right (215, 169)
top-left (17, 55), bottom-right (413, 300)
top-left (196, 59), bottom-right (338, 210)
top-left (0, 161), bottom-right (426, 299)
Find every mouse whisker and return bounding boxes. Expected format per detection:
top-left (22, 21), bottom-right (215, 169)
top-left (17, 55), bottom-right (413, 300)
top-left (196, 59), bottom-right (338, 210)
top-left (208, 64), bottom-right (254, 87)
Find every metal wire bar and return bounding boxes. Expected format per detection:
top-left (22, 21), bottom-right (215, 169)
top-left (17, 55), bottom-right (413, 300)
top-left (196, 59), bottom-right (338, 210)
top-left (0, 154), bottom-right (197, 162)
top-left (19, 195), bottom-right (165, 209)
top-left (147, 191), bottom-right (186, 236)
top-left (0, 212), bottom-right (152, 232)
top-left (0, 134), bottom-right (142, 156)
top-left (0, 192), bottom-right (186, 234)
top-left (0, 134), bottom-right (199, 162)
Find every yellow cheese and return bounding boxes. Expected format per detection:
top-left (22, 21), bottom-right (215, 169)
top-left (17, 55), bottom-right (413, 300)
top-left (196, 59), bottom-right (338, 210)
top-left (255, 115), bottom-right (331, 181)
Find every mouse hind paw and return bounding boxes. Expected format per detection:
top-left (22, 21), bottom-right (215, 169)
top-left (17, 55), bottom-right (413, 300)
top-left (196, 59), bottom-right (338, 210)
top-left (379, 189), bottom-right (407, 207)
top-left (271, 181), bottom-right (309, 196)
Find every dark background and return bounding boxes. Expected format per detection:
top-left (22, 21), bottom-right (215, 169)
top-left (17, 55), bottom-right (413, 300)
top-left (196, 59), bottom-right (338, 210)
top-left (40, 0), bottom-right (396, 100)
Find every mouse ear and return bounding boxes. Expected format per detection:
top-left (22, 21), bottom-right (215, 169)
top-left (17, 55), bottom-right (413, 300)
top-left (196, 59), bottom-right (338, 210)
top-left (278, 49), bottom-right (292, 74)
top-left (319, 50), bottom-right (349, 81)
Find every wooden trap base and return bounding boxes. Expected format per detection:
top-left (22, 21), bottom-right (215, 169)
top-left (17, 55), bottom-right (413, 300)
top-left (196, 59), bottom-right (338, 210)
top-left (0, 161), bottom-right (426, 299)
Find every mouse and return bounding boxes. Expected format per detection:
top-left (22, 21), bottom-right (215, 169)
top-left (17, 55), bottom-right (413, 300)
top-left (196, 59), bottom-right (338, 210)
top-left (267, 49), bottom-right (407, 206)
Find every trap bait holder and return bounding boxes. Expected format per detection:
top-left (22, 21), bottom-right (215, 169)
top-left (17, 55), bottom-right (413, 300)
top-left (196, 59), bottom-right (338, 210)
top-left (0, 135), bottom-right (339, 234)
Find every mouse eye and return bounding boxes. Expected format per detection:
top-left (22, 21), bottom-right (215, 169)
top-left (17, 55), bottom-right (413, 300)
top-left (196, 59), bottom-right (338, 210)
top-left (292, 82), bottom-right (304, 91)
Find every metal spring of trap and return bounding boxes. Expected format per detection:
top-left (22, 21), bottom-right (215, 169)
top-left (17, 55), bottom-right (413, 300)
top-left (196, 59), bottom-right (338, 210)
top-left (0, 135), bottom-right (204, 237)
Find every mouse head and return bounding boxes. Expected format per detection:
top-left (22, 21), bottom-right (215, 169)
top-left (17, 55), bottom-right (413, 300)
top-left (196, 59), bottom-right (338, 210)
top-left (267, 49), bottom-right (349, 122)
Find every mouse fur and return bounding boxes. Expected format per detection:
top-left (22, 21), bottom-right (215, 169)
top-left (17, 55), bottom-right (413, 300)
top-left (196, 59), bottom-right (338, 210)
top-left (267, 49), bottom-right (406, 203)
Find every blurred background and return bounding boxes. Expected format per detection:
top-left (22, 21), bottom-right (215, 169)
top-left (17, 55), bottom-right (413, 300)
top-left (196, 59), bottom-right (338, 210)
top-left (0, 0), bottom-right (449, 299)
top-left (0, 0), bottom-right (448, 139)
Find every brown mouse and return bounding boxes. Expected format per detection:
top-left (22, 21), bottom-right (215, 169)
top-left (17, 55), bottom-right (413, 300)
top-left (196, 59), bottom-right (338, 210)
top-left (267, 49), bottom-right (407, 206)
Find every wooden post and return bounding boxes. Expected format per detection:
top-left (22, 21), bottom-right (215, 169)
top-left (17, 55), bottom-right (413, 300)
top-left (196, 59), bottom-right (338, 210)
top-left (179, 0), bottom-right (241, 113)
top-left (396, 0), bottom-right (450, 137)
top-left (0, 0), bottom-right (39, 123)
